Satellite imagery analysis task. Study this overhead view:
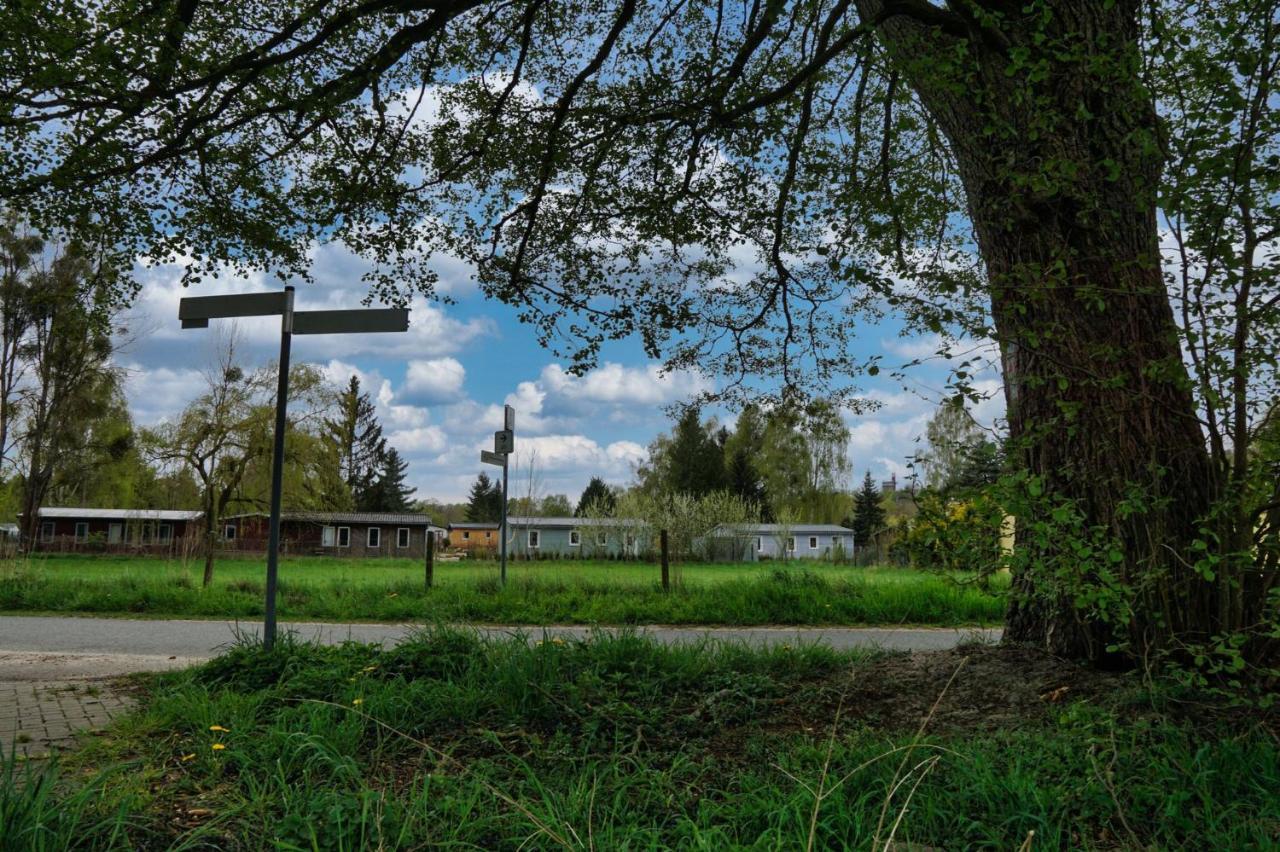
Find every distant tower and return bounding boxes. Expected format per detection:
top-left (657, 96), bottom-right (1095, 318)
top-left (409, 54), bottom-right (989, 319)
top-left (881, 474), bottom-right (897, 494)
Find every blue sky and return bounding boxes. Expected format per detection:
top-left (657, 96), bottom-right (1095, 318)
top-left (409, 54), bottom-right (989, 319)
top-left (117, 239), bottom-right (1005, 504)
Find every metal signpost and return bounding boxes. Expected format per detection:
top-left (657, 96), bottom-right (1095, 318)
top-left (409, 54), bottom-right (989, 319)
top-left (179, 286), bottom-right (408, 650)
top-left (481, 405), bottom-right (515, 586)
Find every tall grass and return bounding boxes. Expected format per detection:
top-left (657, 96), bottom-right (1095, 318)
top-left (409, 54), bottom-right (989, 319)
top-left (0, 555), bottom-right (1006, 625)
top-left (2, 629), bottom-right (1276, 849)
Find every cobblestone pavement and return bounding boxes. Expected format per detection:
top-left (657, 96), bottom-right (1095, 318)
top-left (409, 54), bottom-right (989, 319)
top-left (0, 679), bottom-right (134, 759)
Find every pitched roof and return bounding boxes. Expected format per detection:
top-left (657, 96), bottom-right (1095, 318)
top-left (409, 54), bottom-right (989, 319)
top-left (227, 511), bottom-right (434, 526)
top-left (506, 516), bottom-right (642, 528)
top-left (711, 523), bottom-right (854, 534)
top-left (449, 521), bottom-right (501, 529)
top-left (35, 507), bottom-right (203, 521)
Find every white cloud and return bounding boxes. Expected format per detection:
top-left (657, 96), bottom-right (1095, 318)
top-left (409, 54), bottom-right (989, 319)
top-left (388, 425), bottom-right (448, 454)
top-left (538, 362), bottom-right (710, 406)
top-left (401, 358), bottom-right (466, 404)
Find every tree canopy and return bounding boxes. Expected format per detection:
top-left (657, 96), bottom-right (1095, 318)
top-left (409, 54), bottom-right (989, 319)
top-left (5, 0), bottom-right (1278, 673)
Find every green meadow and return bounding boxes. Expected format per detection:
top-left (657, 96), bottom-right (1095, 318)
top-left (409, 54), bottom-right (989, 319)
top-left (0, 554), bottom-right (1006, 625)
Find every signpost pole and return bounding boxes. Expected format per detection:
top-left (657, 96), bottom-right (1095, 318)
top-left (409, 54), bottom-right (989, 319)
top-left (179, 287), bottom-right (407, 653)
top-left (262, 286), bottom-right (294, 651)
top-left (500, 453), bottom-right (508, 587)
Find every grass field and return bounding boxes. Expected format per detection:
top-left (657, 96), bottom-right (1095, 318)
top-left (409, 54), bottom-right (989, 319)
top-left (0, 554), bottom-right (1007, 625)
top-left (3, 629), bottom-right (1276, 849)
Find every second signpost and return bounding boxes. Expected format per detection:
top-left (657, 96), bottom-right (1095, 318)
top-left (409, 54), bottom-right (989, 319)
top-left (480, 405), bottom-right (515, 586)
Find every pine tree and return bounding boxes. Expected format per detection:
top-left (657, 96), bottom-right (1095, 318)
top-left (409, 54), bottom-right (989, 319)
top-left (726, 448), bottom-right (767, 519)
top-left (325, 376), bottom-right (386, 509)
top-left (667, 408), bottom-right (725, 495)
top-left (366, 447), bottom-right (415, 512)
top-left (465, 472), bottom-right (501, 522)
top-left (849, 471), bottom-right (887, 553)
top-left (575, 476), bottom-right (616, 516)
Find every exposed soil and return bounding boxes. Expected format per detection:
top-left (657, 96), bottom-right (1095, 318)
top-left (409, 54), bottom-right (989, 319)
top-left (824, 643), bottom-right (1129, 734)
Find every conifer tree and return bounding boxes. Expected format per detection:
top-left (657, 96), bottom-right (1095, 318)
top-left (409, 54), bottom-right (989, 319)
top-left (465, 472), bottom-right (501, 522)
top-left (366, 447), bottom-right (415, 512)
top-left (849, 471), bottom-right (887, 555)
top-left (575, 476), bottom-right (616, 516)
top-left (325, 376), bottom-right (385, 509)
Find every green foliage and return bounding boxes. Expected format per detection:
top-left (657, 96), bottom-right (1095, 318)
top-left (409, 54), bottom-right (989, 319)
top-left (903, 491), bottom-right (1007, 580)
top-left (465, 472), bottom-right (503, 522)
top-left (849, 472), bottom-right (887, 553)
top-left (325, 375), bottom-right (385, 511)
top-left (363, 447), bottom-right (415, 513)
top-left (574, 476), bottom-right (616, 517)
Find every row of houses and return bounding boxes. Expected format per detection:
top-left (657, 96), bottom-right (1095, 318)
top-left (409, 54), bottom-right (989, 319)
top-left (24, 507), bottom-right (857, 561)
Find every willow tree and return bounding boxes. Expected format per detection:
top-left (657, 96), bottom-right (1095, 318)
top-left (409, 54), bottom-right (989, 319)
top-left (3, 0), bottom-right (1276, 670)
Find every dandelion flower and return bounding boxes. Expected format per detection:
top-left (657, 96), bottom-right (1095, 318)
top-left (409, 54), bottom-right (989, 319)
top-left (181, 753), bottom-right (196, 762)
top-left (352, 698), bottom-right (364, 706)
top-left (211, 743), bottom-right (226, 752)
top-left (208, 725), bottom-right (229, 732)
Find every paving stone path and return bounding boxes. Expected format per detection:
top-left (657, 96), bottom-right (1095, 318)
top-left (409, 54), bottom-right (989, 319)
top-left (0, 679), bottom-right (134, 759)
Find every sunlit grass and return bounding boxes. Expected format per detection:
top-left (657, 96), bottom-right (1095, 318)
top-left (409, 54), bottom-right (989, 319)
top-left (0, 554), bottom-right (1007, 625)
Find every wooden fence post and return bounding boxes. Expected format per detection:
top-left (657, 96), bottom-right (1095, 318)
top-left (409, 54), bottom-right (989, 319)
top-left (426, 530), bottom-right (435, 590)
top-left (660, 529), bottom-right (670, 592)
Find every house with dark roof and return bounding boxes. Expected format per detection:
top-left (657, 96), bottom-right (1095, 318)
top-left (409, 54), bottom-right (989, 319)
top-left (25, 507), bottom-right (204, 554)
top-left (224, 511), bottom-right (445, 558)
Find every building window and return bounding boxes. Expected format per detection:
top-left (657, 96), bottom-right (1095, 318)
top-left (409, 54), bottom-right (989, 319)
top-left (569, 530), bottom-right (581, 547)
top-left (224, 524), bottom-right (236, 541)
top-left (597, 532), bottom-right (608, 546)
top-left (624, 533), bottom-right (636, 550)
top-left (485, 531), bottom-right (492, 539)
top-left (322, 526), bottom-right (336, 547)
top-left (337, 526), bottom-right (351, 547)
top-left (108, 523), bottom-right (123, 544)
top-left (786, 536), bottom-right (796, 552)
top-left (831, 536), bottom-right (840, 548)
top-left (159, 524), bottom-right (173, 544)
top-left (141, 523), bottom-right (155, 544)
top-left (462, 530), bottom-right (470, 540)
top-left (40, 521), bottom-right (54, 542)
top-left (397, 528), bottom-right (410, 548)
top-left (808, 536), bottom-right (818, 550)
top-left (74, 522), bottom-right (89, 542)
top-left (367, 527), bottom-right (381, 548)
top-left (757, 536), bottom-right (764, 552)
top-left (528, 529), bottom-right (540, 548)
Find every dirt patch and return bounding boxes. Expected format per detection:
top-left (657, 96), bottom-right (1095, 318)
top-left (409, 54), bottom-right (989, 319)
top-left (822, 643), bottom-right (1128, 734)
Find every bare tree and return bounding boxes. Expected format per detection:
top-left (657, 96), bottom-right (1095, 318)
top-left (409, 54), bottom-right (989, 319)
top-left (146, 332), bottom-right (273, 586)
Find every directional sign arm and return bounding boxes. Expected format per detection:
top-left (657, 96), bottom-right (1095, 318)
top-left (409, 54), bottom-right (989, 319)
top-left (481, 450), bottom-right (506, 467)
top-left (292, 308), bottom-right (409, 335)
top-left (178, 292), bottom-right (289, 322)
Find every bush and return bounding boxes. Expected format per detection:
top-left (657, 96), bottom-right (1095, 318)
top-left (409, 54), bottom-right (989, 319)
top-left (903, 490), bottom-right (1006, 578)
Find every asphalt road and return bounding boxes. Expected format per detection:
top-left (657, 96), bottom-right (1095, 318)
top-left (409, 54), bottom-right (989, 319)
top-left (0, 615), bottom-right (1002, 680)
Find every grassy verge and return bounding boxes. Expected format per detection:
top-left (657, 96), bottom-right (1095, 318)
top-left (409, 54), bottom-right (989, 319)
top-left (0, 555), bottom-right (1006, 625)
top-left (3, 630), bottom-right (1277, 849)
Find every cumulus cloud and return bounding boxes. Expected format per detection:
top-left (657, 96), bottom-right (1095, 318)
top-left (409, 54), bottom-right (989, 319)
top-left (538, 362), bottom-right (710, 407)
top-left (401, 358), bottom-right (466, 404)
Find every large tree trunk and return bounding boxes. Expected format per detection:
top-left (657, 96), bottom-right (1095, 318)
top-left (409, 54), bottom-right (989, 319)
top-left (864, 0), bottom-right (1217, 660)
